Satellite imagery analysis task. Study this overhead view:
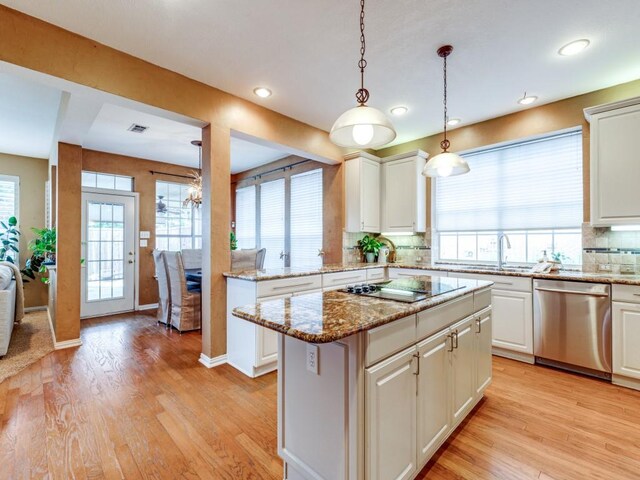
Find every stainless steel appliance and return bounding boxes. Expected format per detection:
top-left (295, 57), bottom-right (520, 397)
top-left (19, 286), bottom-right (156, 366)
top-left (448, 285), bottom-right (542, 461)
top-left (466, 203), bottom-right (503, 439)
top-left (339, 278), bottom-right (463, 303)
top-left (533, 279), bottom-right (612, 379)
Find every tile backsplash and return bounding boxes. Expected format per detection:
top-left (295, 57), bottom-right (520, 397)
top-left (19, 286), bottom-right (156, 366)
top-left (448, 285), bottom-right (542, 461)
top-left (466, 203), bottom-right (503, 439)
top-left (342, 231), bottom-right (432, 265)
top-left (582, 223), bottom-right (640, 273)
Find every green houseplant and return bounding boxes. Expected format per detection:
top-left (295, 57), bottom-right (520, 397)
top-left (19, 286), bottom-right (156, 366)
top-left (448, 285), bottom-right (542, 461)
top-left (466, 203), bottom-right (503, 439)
top-left (0, 216), bottom-right (20, 264)
top-left (22, 227), bottom-right (56, 284)
top-left (230, 231), bottom-right (238, 251)
top-left (358, 235), bottom-right (383, 263)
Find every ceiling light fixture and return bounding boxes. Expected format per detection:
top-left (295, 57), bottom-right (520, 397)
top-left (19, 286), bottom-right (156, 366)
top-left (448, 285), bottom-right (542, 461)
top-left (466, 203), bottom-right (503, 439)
top-left (253, 87), bottom-right (272, 98)
top-left (446, 118), bottom-right (461, 126)
top-left (156, 195), bottom-right (167, 214)
top-left (558, 39), bottom-right (590, 56)
top-left (330, 0), bottom-right (396, 149)
top-left (518, 92), bottom-right (538, 105)
top-left (183, 140), bottom-right (203, 208)
top-left (390, 106), bottom-right (408, 116)
top-left (422, 45), bottom-right (470, 178)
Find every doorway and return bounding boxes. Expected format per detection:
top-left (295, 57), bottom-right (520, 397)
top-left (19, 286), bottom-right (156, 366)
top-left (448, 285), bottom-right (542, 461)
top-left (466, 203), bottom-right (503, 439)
top-left (80, 189), bottom-right (137, 318)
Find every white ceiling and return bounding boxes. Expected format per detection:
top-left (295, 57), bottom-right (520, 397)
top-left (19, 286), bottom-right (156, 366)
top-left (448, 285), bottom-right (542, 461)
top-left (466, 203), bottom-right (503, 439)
top-left (230, 138), bottom-right (288, 174)
top-left (0, 72), bottom-right (62, 158)
top-left (3, 0), bottom-right (640, 147)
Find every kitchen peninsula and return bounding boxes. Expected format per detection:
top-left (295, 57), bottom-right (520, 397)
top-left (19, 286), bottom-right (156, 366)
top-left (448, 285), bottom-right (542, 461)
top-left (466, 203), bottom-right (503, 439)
top-left (233, 275), bottom-right (493, 480)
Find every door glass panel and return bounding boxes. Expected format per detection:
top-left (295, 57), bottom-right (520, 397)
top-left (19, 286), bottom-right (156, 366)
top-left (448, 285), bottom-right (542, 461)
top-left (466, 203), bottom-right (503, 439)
top-left (86, 201), bottom-right (126, 301)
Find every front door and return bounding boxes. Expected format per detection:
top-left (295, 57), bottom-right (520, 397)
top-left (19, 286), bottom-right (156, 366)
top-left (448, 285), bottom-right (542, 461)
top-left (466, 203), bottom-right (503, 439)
top-left (81, 190), bottom-right (136, 318)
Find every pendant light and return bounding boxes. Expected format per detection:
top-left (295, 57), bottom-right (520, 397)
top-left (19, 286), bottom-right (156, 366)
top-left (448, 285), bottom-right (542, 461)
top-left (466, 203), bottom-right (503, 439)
top-left (183, 140), bottom-right (203, 208)
top-left (156, 195), bottom-right (167, 214)
top-left (330, 0), bottom-right (396, 149)
top-left (422, 45), bottom-right (470, 178)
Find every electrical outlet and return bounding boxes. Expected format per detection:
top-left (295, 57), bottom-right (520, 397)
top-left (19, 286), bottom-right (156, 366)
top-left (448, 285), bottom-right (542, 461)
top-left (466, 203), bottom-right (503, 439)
top-left (598, 264), bottom-right (612, 272)
top-left (306, 344), bottom-right (318, 375)
top-left (621, 264), bottom-right (636, 274)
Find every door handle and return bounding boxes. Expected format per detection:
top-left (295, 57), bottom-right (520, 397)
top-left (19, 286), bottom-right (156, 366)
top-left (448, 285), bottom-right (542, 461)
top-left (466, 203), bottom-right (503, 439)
top-left (534, 286), bottom-right (609, 297)
top-left (453, 329), bottom-right (459, 349)
top-left (476, 317), bottom-right (482, 333)
top-left (128, 260), bottom-right (134, 264)
top-left (447, 334), bottom-right (454, 352)
top-left (413, 352), bottom-right (420, 376)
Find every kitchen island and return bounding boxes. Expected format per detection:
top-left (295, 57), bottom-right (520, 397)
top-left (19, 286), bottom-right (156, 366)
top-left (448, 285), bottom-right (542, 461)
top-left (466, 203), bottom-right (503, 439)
top-left (233, 275), bottom-right (493, 480)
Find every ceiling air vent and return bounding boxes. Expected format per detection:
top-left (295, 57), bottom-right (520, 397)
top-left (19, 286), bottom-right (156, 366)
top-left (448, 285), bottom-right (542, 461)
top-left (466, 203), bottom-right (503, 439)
top-left (127, 123), bottom-right (149, 133)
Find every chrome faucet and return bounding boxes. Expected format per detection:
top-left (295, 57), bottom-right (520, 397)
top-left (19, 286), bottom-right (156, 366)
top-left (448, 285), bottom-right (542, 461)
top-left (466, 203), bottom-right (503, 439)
top-left (498, 234), bottom-right (511, 270)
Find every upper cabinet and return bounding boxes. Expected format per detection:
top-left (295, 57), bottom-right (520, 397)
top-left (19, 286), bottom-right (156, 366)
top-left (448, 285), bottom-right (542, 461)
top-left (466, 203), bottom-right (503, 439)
top-left (381, 151), bottom-right (427, 233)
top-left (345, 152), bottom-right (381, 232)
top-left (585, 97), bottom-right (640, 226)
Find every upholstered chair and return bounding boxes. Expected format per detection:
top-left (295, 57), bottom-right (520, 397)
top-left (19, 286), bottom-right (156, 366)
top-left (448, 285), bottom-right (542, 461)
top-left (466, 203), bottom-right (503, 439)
top-left (164, 251), bottom-right (201, 332)
top-left (152, 250), bottom-right (171, 326)
top-left (181, 248), bottom-right (202, 270)
top-left (231, 248), bottom-right (267, 272)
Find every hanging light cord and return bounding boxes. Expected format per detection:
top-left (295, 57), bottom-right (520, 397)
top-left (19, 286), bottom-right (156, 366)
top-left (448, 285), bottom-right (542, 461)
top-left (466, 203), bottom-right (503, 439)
top-left (438, 45), bottom-right (453, 152)
top-left (355, 0), bottom-right (370, 105)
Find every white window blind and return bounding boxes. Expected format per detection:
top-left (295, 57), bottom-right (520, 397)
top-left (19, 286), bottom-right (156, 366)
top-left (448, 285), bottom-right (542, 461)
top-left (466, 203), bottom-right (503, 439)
top-left (435, 130), bottom-right (583, 232)
top-left (260, 179), bottom-right (285, 269)
top-left (155, 181), bottom-right (202, 251)
top-left (235, 185), bottom-right (256, 249)
top-left (290, 169), bottom-right (323, 268)
top-left (0, 175), bottom-right (18, 221)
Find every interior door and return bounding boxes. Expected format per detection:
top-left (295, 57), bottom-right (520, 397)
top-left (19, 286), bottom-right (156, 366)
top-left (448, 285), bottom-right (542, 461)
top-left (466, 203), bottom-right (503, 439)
top-left (81, 191), bottom-right (136, 318)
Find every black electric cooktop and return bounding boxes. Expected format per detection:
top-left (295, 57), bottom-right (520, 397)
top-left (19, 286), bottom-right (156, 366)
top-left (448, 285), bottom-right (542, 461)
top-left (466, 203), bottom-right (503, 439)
top-left (338, 278), bottom-right (463, 303)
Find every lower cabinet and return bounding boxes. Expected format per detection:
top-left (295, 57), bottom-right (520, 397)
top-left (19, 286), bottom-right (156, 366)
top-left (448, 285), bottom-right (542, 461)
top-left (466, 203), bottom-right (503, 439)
top-left (613, 301), bottom-right (640, 382)
top-left (491, 289), bottom-right (533, 355)
top-left (366, 310), bottom-right (492, 479)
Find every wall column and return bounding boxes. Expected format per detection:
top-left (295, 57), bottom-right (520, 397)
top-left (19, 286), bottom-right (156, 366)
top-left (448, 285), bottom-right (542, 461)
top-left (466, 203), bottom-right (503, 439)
top-left (55, 143), bottom-right (82, 343)
top-left (201, 125), bottom-right (231, 361)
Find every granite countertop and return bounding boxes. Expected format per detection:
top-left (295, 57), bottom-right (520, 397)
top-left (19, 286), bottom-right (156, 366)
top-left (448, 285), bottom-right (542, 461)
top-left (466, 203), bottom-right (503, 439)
top-left (224, 261), bottom-right (640, 286)
top-left (232, 277), bottom-right (493, 343)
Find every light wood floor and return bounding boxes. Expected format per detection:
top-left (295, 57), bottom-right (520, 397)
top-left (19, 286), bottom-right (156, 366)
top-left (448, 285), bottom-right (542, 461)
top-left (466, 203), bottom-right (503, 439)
top-left (1, 312), bottom-right (639, 480)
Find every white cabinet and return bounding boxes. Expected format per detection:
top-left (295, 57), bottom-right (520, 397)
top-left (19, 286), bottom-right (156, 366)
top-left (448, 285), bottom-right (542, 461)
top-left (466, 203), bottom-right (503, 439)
top-left (491, 289), bottom-right (533, 356)
top-left (612, 284), bottom-right (640, 391)
top-left (381, 151), bottom-right (427, 233)
top-left (366, 347), bottom-right (418, 480)
top-left (585, 98), bottom-right (640, 226)
top-left (322, 269), bottom-right (367, 291)
top-left (344, 153), bottom-right (381, 232)
top-left (389, 268), bottom-right (446, 279)
top-left (474, 307), bottom-right (493, 396)
top-left (450, 316), bottom-right (476, 424)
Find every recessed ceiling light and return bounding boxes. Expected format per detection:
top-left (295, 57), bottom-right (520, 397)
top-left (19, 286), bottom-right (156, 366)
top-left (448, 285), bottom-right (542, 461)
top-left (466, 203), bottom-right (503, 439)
top-left (558, 39), bottom-right (590, 56)
top-left (518, 93), bottom-right (538, 105)
top-left (446, 118), bottom-right (461, 126)
top-left (390, 106), bottom-right (408, 116)
top-left (253, 87), bottom-right (272, 98)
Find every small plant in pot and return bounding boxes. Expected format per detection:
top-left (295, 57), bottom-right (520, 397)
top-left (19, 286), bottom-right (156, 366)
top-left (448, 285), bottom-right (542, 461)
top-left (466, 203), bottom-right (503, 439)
top-left (358, 235), bottom-right (383, 263)
top-left (22, 227), bottom-right (56, 284)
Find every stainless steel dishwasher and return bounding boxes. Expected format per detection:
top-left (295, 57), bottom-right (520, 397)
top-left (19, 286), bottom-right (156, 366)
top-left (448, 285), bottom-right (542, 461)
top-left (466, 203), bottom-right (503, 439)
top-left (533, 279), bottom-right (612, 379)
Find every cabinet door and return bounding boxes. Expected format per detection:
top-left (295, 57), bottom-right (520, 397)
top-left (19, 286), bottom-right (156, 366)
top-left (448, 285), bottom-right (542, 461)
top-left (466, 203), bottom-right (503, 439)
top-left (382, 159), bottom-right (416, 232)
top-left (474, 308), bottom-right (493, 396)
top-left (361, 158), bottom-right (381, 232)
top-left (256, 326), bottom-right (278, 366)
top-left (492, 289), bottom-right (533, 354)
top-left (451, 317), bottom-right (475, 425)
top-left (591, 105), bottom-right (640, 225)
top-left (613, 302), bottom-right (640, 379)
top-left (366, 346), bottom-right (417, 480)
top-left (416, 329), bottom-right (451, 465)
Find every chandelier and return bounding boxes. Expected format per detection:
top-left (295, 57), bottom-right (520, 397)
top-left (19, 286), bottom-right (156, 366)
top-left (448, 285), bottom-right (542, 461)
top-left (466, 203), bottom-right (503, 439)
top-left (184, 140), bottom-right (203, 208)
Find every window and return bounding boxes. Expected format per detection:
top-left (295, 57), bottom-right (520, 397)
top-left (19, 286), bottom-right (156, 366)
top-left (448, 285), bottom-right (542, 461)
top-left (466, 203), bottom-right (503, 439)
top-left (0, 175), bottom-right (19, 221)
top-left (234, 167), bottom-right (323, 269)
top-left (435, 130), bottom-right (583, 265)
top-left (82, 171), bottom-right (133, 191)
top-left (155, 181), bottom-right (202, 251)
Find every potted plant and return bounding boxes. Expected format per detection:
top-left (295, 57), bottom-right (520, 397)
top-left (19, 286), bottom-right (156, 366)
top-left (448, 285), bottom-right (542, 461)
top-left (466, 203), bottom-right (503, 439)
top-left (358, 235), bottom-right (383, 263)
top-left (22, 227), bottom-right (56, 284)
top-left (230, 231), bottom-right (238, 251)
top-left (0, 216), bottom-right (20, 264)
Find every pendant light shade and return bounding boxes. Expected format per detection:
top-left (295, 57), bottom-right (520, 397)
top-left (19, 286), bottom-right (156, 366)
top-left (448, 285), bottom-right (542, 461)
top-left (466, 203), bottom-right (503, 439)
top-left (330, 105), bottom-right (396, 148)
top-left (422, 45), bottom-right (470, 178)
top-left (330, 0), bottom-right (396, 149)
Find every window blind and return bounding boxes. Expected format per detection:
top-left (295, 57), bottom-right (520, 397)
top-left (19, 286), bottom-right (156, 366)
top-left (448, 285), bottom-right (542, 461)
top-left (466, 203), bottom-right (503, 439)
top-left (0, 177), bottom-right (18, 221)
top-left (235, 185), bottom-right (256, 250)
top-left (259, 179), bottom-right (285, 269)
top-left (435, 130), bottom-right (583, 232)
top-left (290, 169), bottom-right (323, 268)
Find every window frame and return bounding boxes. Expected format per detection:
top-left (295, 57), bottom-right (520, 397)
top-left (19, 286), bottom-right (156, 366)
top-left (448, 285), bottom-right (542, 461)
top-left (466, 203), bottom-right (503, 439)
top-left (432, 129), bottom-right (583, 267)
top-left (0, 174), bottom-right (19, 222)
top-left (155, 180), bottom-right (202, 251)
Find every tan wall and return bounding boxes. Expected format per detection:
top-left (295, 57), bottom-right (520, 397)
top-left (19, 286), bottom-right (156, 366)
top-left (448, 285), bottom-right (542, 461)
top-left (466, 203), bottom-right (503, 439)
top-left (0, 5), bottom-right (346, 355)
top-left (0, 152), bottom-right (49, 308)
top-left (81, 149), bottom-right (196, 306)
top-left (231, 156), bottom-right (343, 264)
top-left (376, 78), bottom-right (640, 225)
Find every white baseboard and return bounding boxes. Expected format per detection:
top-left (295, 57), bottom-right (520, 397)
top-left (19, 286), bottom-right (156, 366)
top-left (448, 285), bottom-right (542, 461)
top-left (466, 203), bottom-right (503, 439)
top-left (137, 303), bottom-right (159, 311)
top-left (492, 347), bottom-right (535, 364)
top-left (613, 374), bottom-right (640, 392)
top-left (55, 338), bottom-right (82, 350)
top-left (199, 353), bottom-right (227, 368)
top-left (24, 305), bottom-right (47, 313)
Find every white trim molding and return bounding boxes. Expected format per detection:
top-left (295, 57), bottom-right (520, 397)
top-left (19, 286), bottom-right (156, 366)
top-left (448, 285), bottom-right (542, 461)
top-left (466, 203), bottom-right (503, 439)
top-left (137, 303), bottom-right (159, 311)
top-left (199, 353), bottom-right (227, 369)
top-left (55, 338), bottom-right (83, 350)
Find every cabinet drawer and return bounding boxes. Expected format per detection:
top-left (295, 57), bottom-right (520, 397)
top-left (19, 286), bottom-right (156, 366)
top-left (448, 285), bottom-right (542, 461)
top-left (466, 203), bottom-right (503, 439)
top-left (448, 272), bottom-right (532, 292)
top-left (366, 268), bottom-right (387, 282)
top-left (257, 275), bottom-right (322, 297)
top-left (612, 284), bottom-right (640, 304)
top-left (417, 293), bottom-right (474, 341)
top-left (388, 268), bottom-right (447, 279)
top-left (366, 314), bottom-right (417, 367)
top-left (323, 270), bottom-right (367, 288)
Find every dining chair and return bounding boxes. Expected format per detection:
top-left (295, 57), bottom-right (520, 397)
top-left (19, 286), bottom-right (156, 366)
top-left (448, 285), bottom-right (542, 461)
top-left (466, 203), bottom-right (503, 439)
top-left (181, 248), bottom-right (202, 270)
top-left (152, 249), bottom-right (171, 327)
top-left (164, 251), bottom-right (201, 333)
top-left (231, 248), bottom-right (267, 272)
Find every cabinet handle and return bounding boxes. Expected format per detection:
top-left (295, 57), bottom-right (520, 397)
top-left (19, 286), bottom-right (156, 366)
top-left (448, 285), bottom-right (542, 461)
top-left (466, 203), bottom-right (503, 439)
top-left (413, 352), bottom-right (420, 376)
top-left (476, 317), bottom-right (482, 333)
top-left (271, 282), bottom-right (314, 290)
top-left (447, 334), bottom-right (454, 352)
top-left (453, 329), bottom-right (459, 349)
